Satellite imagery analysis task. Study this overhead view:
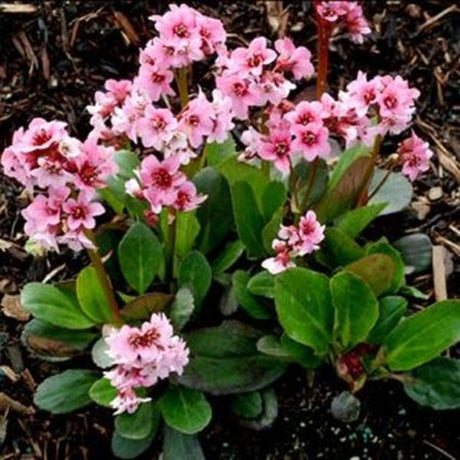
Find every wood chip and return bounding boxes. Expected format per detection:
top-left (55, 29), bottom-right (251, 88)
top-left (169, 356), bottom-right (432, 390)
top-left (432, 245), bottom-right (448, 301)
top-left (113, 10), bottom-right (140, 45)
top-left (428, 186), bottom-right (443, 201)
top-left (0, 365), bottom-right (19, 383)
top-left (0, 3), bottom-right (37, 13)
top-left (1, 294), bottom-right (30, 321)
top-left (0, 393), bottom-right (35, 415)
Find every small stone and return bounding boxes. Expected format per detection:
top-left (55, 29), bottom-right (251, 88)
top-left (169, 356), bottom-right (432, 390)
top-left (428, 186), bottom-right (443, 201)
top-left (331, 391), bottom-right (361, 423)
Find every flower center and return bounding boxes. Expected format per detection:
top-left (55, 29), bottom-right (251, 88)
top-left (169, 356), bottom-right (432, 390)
top-left (233, 82), bottom-right (247, 97)
top-left (247, 53), bottom-right (263, 68)
top-left (33, 130), bottom-right (52, 146)
top-left (71, 205), bottom-right (86, 220)
top-left (302, 131), bottom-right (317, 146)
top-left (173, 23), bottom-right (189, 38)
top-left (153, 116), bottom-right (166, 131)
top-left (151, 72), bottom-right (165, 84)
top-left (152, 168), bottom-right (172, 188)
top-left (79, 162), bottom-right (98, 185)
top-left (384, 95), bottom-right (397, 109)
top-left (129, 328), bottom-right (161, 348)
top-left (275, 141), bottom-right (289, 157)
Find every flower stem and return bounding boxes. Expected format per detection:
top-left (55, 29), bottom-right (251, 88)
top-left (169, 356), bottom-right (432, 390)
top-left (357, 134), bottom-right (382, 206)
top-left (176, 67), bottom-right (189, 108)
top-left (164, 210), bottom-right (177, 286)
top-left (84, 230), bottom-right (122, 325)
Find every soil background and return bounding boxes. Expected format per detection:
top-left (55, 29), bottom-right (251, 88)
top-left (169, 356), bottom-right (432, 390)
top-left (0, 1), bottom-right (459, 459)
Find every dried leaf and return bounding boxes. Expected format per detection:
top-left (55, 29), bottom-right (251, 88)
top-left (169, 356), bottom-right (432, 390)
top-left (1, 294), bottom-right (30, 321)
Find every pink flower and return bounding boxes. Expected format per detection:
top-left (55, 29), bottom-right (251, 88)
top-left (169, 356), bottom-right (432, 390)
top-left (63, 191), bottom-right (105, 231)
top-left (316, 1), bottom-right (349, 22)
top-left (138, 106), bottom-right (178, 150)
top-left (216, 74), bottom-right (261, 119)
top-left (72, 139), bottom-right (117, 190)
top-left (178, 91), bottom-right (214, 148)
top-left (207, 90), bottom-right (234, 143)
top-left (296, 211), bottom-right (325, 255)
top-left (342, 71), bottom-right (381, 117)
top-left (258, 128), bottom-right (292, 173)
top-left (262, 240), bottom-right (295, 274)
top-left (196, 14), bottom-right (226, 55)
top-left (292, 122), bottom-right (331, 161)
top-left (285, 100), bottom-right (325, 126)
top-left (274, 38), bottom-right (314, 80)
top-left (135, 64), bottom-right (175, 101)
top-left (229, 37), bottom-right (277, 76)
top-left (151, 4), bottom-right (198, 42)
top-left (398, 131), bottom-right (433, 181)
top-left (110, 388), bottom-right (152, 416)
top-left (258, 71), bottom-right (295, 106)
top-left (173, 181), bottom-right (207, 211)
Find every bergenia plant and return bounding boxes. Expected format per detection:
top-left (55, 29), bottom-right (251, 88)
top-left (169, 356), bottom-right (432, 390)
top-left (2, 2), bottom-right (460, 458)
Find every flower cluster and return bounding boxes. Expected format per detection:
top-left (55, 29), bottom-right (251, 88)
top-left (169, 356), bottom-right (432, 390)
top-left (262, 211), bottom-right (325, 274)
top-left (315, 1), bottom-right (371, 43)
top-left (397, 131), bottom-right (433, 181)
top-left (240, 72), bottom-right (421, 174)
top-left (126, 154), bottom-right (206, 217)
top-left (1, 118), bottom-right (116, 251)
top-left (104, 313), bottom-right (189, 415)
top-left (216, 37), bottom-right (314, 120)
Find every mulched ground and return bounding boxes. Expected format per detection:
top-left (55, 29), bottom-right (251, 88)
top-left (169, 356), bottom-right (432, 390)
top-left (0, 1), bottom-right (459, 459)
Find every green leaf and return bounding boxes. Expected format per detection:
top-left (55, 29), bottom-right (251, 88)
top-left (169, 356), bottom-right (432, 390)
top-left (330, 271), bottom-right (379, 349)
top-left (21, 283), bottom-right (94, 330)
top-left (162, 426), bottom-right (205, 460)
top-left (400, 285), bottom-right (429, 300)
top-left (118, 223), bottom-right (163, 294)
top-left (233, 271), bottom-right (272, 320)
top-left (369, 170), bottom-right (413, 215)
top-left (211, 241), bottom-right (245, 276)
top-left (291, 159), bottom-right (328, 207)
top-left (368, 296), bottom-right (408, 344)
top-left (170, 287), bottom-right (195, 330)
top-left (261, 206), bottom-right (284, 254)
top-left (111, 419), bottom-right (159, 459)
top-left (240, 388), bottom-right (278, 430)
top-left (194, 167), bottom-right (233, 253)
top-left (115, 402), bottom-right (158, 440)
top-left (404, 357), bottom-right (460, 410)
top-left (34, 370), bottom-right (98, 414)
top-left (231, 392), bottom-right (263, 419)
top-left (247, 271), bottom-right (275, 299)
top-left (336, 203), bottom-right (387, 239)
top-left (257, 335), bottom-right (321, 369)
top-left (91, 338), bottom-right (114, 369)
top-left (120, 292), bottom-right (174, 320)
top-left (315, 145), bottom-right (373, 222)
top-left (89, 378), bottom-right (117, 407)
top-left (21, 319), bottom-right (97, 360)
top-left (366, 239), bottom-right (405, 293)
top-left (393, 234), bottom-right (432, 274)
top-left (274, 268), bottom-right (333, 355)
top-left (319, 228), bottom-right (364, 267)
top-left (231, 181), bottom-right (266, 259)
top-left (160, 387), bottom-right (212, 435)
top-left (382, 300), bottom-right (460, 371)
top-left (261, 181), bottom-right (286, 221)
top-left (178, 321), bottom-right (286, 394)
top-left (178, 251), bottom-right (212, 306)
top-left (175, 211), bottom-right (201, 261)
top-left (344, 254), bottom-right (395, 297)
top-left (76, 266), bottom-right (113, 324)
top-left (207, 137), bottom-right (237, 167)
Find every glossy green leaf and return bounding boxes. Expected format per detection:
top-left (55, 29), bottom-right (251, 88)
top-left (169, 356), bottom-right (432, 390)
top-left (233, 270), bottom-right (272, 319)
top-left (261, 181), bottom-right (286, 221)
top-left (261, 206), bottom-right (284, 254)
top-left (178, 251), bottom-right (212, 306)
top-left (231, 392), bottom-right (263, 419)
top-left (21, 283), bottom-right (94, 330)
top-left (231, 181), bottom-right (266, 259)
top-left (369, 170), bottom-right (413, 215)
top-left (207, 137), bottom-right (237, 167)
top-left (393, 234), bottom-right (432, 274)
top-left (118, 223), bottom-right (163, 294)
top-left (211, 241), bottom-right (245, 276)
top-left (319, 227), bottom-right (365, 267)
top-left (274, 268), bottom-right (333, 355)
top-left (404, 357), bottom-right (460, 410)
top-left (240, 388), bottom-right (278, 430)
top-left (247, 271), bottom-right (275, 299)
top-left (194, 167), bottom-right (233, 253)
top-left (336, 203), bottom-right (387, 239)
top-left (330, 271), bottom-right (379, 349)
top-left (162, 426), bottom-right (205, 460)
top-left (175, 211), bottom-right (201, 260)
top-left (91, 337), bottom-right (113, 369)
top-left (368, 296), bottom-right (408, 344)
top-left (170, 287), bottom-right (195, 330)
top-left (76, 266), bottom-right (113, 323)
top-left (366, 239), bottom-right (405, 293)
top-left (160, 387), bottom-right (212, 435)
top-left (34, 370), bottom-right (98, 414)
top-left (178, 321), bottom-right (286, 394)
top-left (115, 402), bottom-right (158, 440)
top-left (344, 254), bottom-right (395, 297)
top-left (121, 292), bottom-right (174, 320)
top-left (291, 159), bottom-right (328, 208)
top-left (89, 378), bottom-right (117, 407)
top-left (383, 300), bottom-right (460, 371)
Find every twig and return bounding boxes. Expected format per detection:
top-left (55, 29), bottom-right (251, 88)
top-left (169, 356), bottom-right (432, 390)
top-left (422, 440), bottom-right (456, 460)
top-left (432, 245), bottom-right (447, 301)
top-left (417, 4), bottom-right (459, 34)
top-left (0, 3), bottom-right (37, 13)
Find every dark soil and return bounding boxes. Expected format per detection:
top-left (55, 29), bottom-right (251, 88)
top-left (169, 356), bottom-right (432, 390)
top-left (0, 1), bottom-right (459, 459)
